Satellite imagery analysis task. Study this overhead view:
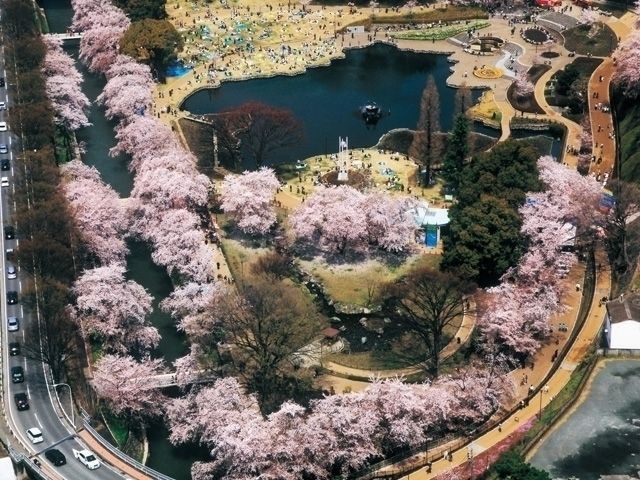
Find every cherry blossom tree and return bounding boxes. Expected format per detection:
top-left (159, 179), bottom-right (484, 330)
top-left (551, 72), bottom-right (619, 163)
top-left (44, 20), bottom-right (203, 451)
top-left (42, 36), bottom-right (90, 131)
top-left (71, 264), bottom-right (160, 355)
top-left (161, 282), bottom-right (225, 341)
top-left (61, 160), bottom-right (128, 264)
top-left (97, 55), bottom-right (154, 120)
top-left (71, 0), bottom-right (130, 74)
top-left (513, 73), bottom-right (535, 99)
top-left (613, 30), bottom-right (640, 98)
top-left (220, 168), bottom-right (280, 235)
top-left (92, 354), bottom-right (166, 419)
top-left (289, 185), bottom-right (368, 254)
top-left (363, 193), bottom-right (416, 252)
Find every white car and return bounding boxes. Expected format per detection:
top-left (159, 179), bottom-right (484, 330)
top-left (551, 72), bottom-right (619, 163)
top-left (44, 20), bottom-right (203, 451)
top-left (1, 177), bottom-right (8, 188)
top-left (0, 122), bottom-right (7, 132)
top-left (7, 264), bottom-right (16, 279)
top-left (73, 449), bottom-right (101, 470)
top-left (0, 101), bottom-right (6, 110)
top-left (27, 427), bottom-right (43, 444)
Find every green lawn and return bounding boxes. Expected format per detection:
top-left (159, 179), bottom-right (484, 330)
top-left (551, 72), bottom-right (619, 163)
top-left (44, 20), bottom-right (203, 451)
top-left (300, 253), bottom-right (440, 307)
top-left (392, 20), bottom-right (489, 41)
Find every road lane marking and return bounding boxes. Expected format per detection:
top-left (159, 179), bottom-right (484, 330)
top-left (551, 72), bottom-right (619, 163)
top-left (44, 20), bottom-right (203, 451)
top-left (20, 305), bottom-right (24, 316)
top-left (34, 413), bottom-right (43, 429)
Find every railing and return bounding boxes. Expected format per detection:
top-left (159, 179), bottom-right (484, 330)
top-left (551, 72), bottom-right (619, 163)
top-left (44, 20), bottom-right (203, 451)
top-left (79, 409), bottom-right (175, 480)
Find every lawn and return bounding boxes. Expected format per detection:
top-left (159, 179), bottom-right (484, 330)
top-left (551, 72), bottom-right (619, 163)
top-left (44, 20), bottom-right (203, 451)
top-left (562, 23), bottom-right (618, 57)
top-left (467, 90), bottom-right (502, 128)
top-left (392, 19), bottom-right (490, 41)
top-left (300, 253), bottom-right (440, 307)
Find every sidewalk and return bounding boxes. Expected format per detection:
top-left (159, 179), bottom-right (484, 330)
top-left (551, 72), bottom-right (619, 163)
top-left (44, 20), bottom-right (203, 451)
top-left (397, 249), bottom-right (610, 479)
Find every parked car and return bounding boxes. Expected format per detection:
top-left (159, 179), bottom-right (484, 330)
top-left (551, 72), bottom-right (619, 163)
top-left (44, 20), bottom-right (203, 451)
top-left (0, 78), bottom-right (5, 87)
top-left (1, 159), bottom-right (9, 171)
top-left (4, 225), bottom-right (15, 239)
top-left (73, 449), bottom-right (101, 470)
top-left (14, 393), bottom-right (29, 411)
top-left (0, 101), bottom-right (6, 110)
top-left (7, 291), bottom-right (18, 304)
top-left (1, 177), bottom-right (9, 188)
top-left (7, 264), bottom-right (16, 279)
top-left (0, 122), bottom-right (7, 132)
top-left (11, 366), bottom-right (24, 383)
top-left (0, 145), bottom-right (7, 154)
top-left (45, 449), bottom-right (67, 467)
top-left (9, 341), bottom-right (20, 355)
top-left (27, 428), bottom-right (43, 444)
top-left (7, 316), bottom-right (19, 331)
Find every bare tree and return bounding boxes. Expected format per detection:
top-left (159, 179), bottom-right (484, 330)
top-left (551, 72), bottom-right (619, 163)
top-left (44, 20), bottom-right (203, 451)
top-left (386, 267), bottom-right (475, 377)
top-left (409, 75), bottom-right (442, 185)
top-left (216, 102), bottom-right (304, 169)
top-left (215, 278), bottom-right (320, 412)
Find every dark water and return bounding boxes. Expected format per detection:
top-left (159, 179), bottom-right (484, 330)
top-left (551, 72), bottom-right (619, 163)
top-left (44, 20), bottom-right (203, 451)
top-left (530, 360), bottom-right (640, 479)
top-left (182, 43), bottom-right (488, 165)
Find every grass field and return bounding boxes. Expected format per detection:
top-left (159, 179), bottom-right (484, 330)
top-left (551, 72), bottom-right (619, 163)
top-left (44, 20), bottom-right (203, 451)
top-left (392, 19), bottom-right (489, 41)
top-left (300, 253), bottom-right (440, 307)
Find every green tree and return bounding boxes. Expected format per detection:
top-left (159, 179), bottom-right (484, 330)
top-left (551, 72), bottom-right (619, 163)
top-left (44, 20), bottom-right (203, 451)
top-left (441, 114), bottom-right (470, 193)
top-left (114, 0), bottom-right (167, 21)
top-left (441, 196), bottom-right (524, 284)
top-left (409, 75), bottom-right (442, 185)
top-left (119, 19), bottom-right (183, 80)
top-left (491, 450), bottom-right (552, 480)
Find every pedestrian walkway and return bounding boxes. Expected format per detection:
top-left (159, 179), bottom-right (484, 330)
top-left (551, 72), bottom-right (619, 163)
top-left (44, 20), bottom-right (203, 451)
top-left (393, 249), bottom-right (610, 479)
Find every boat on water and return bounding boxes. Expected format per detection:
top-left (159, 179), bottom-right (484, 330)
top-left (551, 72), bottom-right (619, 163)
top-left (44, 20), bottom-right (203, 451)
top-left (360, 101), bottom-right (383, 124)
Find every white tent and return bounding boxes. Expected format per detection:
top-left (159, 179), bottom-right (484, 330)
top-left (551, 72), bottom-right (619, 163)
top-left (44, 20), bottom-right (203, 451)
top-left (609, 320), bottom-right (640, 350)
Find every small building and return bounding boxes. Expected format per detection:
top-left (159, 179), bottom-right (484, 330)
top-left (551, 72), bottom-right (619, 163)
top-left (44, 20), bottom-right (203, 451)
top-left (410, 204), bottom-right (450, 248)
top-left (605, 293), bottom-right (640, 351)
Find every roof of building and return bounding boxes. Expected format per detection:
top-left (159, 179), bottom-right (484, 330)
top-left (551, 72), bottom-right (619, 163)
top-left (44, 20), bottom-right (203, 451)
top-left (410, 205), bottom-right (450, 227)
top-left (606, 293), bottom-right (640, 324)
top-left (321, 327), bottom-right (340, 338)
top-left (609, 320), bottom-right (640, 350)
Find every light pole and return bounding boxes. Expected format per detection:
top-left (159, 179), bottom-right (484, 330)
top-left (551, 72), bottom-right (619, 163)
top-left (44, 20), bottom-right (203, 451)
top-left (52, 383), bottom-right (75, 428)
top-left (425, 436), bottom-right (434, 473)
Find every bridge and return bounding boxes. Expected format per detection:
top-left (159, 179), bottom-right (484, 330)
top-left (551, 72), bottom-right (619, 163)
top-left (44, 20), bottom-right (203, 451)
top-left (142, 370), bottom-right (218, 389)
top-left (47, 32), bottom-right (83, 42)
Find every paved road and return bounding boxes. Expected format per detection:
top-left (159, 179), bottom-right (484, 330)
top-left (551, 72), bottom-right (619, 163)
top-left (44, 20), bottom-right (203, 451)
top-left (0, 35), bottom-right (126, 480)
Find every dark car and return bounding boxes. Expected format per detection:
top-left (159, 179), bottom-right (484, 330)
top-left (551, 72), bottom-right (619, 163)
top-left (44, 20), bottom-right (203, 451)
top-left (1, 159), bottom-right (9, 171)
top-left (11, 365), bottom-right (24, 383)
top-left (9, 342), bottom-right (20, 356)
top-left (14, 392), bottom-right (29, 411)
top-left (0, 78), bottom-right (5, 87)
top-left (45, 449), bottom-right (67, 467)
top-left (4, 225), bottom-right (15, 240)
top-left (7, 291), bottom-right (18, 304)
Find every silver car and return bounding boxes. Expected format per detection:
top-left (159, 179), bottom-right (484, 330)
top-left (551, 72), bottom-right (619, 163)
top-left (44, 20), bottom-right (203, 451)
top-left (6, 264), bottom-right (16, 279)
top-left (7, 316), bottom-right (18, 332)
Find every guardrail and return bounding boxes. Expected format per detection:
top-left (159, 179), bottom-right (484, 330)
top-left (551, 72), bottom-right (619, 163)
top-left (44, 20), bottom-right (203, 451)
top-left (79, 409), bottom-right (175, 480)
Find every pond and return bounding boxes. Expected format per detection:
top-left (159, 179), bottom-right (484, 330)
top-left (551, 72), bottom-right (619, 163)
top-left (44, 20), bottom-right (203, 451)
top-left (530, 359), bottom-right (640, 479)
top-left (181, 43), bottom-right (492, 168)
